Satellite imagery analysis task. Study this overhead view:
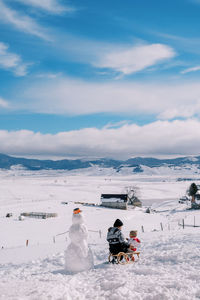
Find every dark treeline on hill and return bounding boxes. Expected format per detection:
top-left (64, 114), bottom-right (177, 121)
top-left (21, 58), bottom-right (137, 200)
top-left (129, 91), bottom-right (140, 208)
top-left (0, 153), bottom-right (200, 172)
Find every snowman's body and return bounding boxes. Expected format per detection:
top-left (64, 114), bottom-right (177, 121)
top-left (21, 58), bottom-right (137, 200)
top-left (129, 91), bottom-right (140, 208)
top-left (65, 213), bottom-right (94, 273)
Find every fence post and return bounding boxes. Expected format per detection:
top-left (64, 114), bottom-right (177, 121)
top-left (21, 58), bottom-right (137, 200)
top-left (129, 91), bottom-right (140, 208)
top-left (99, 230), bottom-right (102, 239)
top-left (26, 240), bottom-right (29, 247)
top-left (194, 216), bottom-right (196, 227)
top-left (182, 219), bottom-right (184, 229)
top-left (53, 236), bottom-right (56, 243)
top-left (141, 225), bottom-right (144, 233)
top-left (160, 223), bottom-right (163, 231)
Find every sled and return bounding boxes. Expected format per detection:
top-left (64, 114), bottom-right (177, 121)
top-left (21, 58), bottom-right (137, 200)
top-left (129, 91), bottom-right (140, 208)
top-left (108, 251), bottom-right (140, 265)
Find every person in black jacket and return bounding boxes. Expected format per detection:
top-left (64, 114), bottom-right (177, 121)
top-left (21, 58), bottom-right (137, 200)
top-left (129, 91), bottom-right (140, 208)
top-left (107, 219), bottom-right (129, 255)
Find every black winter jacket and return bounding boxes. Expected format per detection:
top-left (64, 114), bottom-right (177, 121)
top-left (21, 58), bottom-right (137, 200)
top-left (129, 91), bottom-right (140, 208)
top-left (107, 227), bottom-right (129, 254)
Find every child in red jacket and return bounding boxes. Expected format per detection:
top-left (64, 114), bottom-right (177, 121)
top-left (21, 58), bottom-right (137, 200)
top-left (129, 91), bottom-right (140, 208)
top-left (128, 230), bottom-right (141, 252)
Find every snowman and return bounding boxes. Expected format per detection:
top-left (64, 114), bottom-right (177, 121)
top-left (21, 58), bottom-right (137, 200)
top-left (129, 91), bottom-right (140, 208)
top-left (65, 208), bottom-right (94, 273)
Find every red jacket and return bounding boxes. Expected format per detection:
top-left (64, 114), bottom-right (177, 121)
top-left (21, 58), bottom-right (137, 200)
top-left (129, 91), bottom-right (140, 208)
top-left (129, 237), bottom-right (141, 251)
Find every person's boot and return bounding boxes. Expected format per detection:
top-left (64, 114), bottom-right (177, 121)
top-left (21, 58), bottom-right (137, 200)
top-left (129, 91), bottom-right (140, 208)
top-left (111, 257), bottom-right (117, 264)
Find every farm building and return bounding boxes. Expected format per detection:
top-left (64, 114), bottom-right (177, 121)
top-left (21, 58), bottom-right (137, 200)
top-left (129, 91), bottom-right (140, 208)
top-left (100, 193), bottom-right (142, 210)
top-left (101, 194), bottom-right (128, 210)
top-left (20, 212), bottom-right (57, 219)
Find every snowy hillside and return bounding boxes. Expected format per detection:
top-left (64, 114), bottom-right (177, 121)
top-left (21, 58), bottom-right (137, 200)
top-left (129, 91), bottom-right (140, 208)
top-left (0, 171), bottom-right (200, 299)
top-left (2, 154), bottom-right (200, 178)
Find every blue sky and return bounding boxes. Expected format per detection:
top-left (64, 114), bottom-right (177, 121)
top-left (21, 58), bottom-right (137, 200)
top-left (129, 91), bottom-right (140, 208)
top-left (1, 0), bottom-right (200, 158)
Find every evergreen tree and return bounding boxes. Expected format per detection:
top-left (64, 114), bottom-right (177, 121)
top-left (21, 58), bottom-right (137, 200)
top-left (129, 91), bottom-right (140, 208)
top-left (188, 183), bottom-right (198, 203)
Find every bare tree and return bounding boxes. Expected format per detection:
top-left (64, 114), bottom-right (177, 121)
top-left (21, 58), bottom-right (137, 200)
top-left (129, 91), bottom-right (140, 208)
top-left (123, 186), bottom-right (141, 206)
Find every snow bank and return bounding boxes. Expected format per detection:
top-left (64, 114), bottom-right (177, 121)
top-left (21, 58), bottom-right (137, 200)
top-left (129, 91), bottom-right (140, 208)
top-left (0, 228), bottom-right (200, 300)
top-left (0, 171), bottom-right (200, 299)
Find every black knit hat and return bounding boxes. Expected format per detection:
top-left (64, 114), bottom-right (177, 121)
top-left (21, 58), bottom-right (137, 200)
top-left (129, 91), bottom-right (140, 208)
top-left (114, 219), bottom-right (123, 227)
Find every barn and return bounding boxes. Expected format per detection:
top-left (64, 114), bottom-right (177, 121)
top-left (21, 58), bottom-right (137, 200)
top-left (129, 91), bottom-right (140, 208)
top-left (101, 193), bottom-right (142, 210)
top-left (100, 194), bottom-right (128, 210)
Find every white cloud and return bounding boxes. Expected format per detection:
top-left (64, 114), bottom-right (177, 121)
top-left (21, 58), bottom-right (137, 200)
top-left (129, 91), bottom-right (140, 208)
top-left (1, 119), bottom-right (200, 158)
top-left (103, 121), bottom-right (130, 129)
top-left (158, 103), bottom-right (200, 119)
top-left (181, 65), bottom-right (200, 74)
top-left (0, 0), bottom-right (51, 40)
top-left (93, 43), bottom-right (176, 75)
top-left (50, 36), bottom-right (177, 77)
top-left (14, 0), bottom-right (74, 14)
top-left (0, 42), bottom-right (29, 76)
top-left (0, 97), bottom-right (9, 108)
top-left (14, 76), bottom-right (200, 119)
top-left (35, 72), bottom-right (62, 79)
top-left (150, 31), bottom-right (200, 57)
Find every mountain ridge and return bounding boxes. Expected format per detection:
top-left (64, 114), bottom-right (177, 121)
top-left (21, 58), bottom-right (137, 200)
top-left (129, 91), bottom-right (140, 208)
top-left (0, 153), bottom-right (200, 172)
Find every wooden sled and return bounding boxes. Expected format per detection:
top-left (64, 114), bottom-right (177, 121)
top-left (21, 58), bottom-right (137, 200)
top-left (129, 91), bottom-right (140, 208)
top-left (108, 251), bottom-right (140, 265)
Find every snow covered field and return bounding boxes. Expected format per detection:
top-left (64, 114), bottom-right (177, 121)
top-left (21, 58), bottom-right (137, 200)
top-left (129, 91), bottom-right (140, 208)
top-left (0, 169), bottom-right (200, 299)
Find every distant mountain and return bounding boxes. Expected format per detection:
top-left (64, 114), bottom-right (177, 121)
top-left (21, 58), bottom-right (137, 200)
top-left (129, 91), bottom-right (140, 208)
top-left (0, 154), bottom-right (122, 171)
top-left (125, 156), bottom-right (200, 167)
top-left (0, 153), bottom-right (200, 173)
